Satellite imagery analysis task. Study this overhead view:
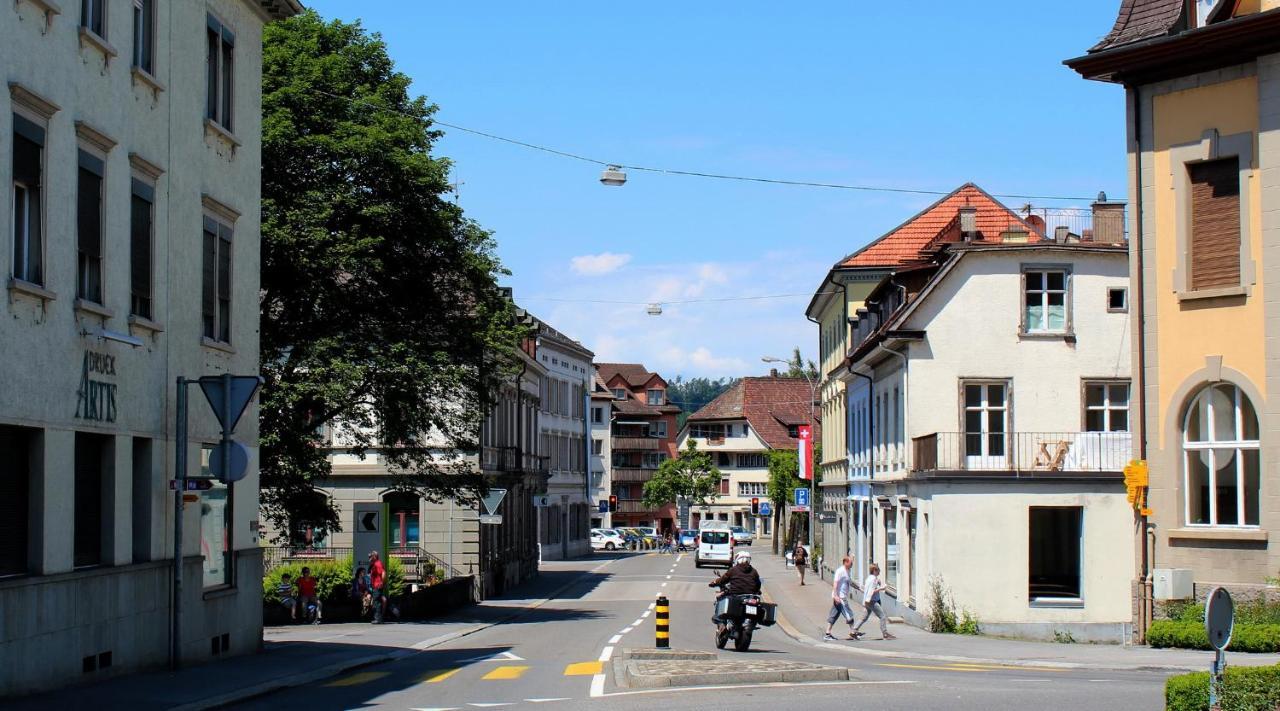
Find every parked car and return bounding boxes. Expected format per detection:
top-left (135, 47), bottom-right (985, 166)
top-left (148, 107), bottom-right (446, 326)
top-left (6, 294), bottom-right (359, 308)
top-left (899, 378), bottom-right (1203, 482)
top-left (695, 528), bottom-right (733, 568)
top-left (590, 528), bottom-right (626, 551)
top-left (729, 526), bottom-right (753, 546)
top-left (615, 528), bottom-right (643, 548)
top-left (678, 531), bottom-right (698, 551)
top-left (634, 526), bottom-right (659, 542)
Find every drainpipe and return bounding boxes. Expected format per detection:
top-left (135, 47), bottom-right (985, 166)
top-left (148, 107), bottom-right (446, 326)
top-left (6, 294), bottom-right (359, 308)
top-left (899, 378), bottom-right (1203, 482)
top-left (1128, 82), bottom-right (1152, 643)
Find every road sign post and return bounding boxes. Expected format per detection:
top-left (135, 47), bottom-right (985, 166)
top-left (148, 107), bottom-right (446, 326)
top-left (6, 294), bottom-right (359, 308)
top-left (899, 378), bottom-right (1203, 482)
top-left (1205, 587), bottom-right (1234, 708)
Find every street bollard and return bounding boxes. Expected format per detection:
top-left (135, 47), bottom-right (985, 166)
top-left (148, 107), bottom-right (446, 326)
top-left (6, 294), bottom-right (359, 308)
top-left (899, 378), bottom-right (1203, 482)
top-left (655, 595), bottom-right (670, 648)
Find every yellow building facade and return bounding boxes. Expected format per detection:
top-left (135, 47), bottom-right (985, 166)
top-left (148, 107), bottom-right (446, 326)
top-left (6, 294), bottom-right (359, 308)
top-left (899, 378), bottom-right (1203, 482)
top-left (1070, 0), bottom-right (1280, 636)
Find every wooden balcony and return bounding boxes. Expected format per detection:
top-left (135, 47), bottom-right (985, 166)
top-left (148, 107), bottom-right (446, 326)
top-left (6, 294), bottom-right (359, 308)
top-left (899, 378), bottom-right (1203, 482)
top-left (612, 467), bottom-right (656, 483)
top-left (613, 437), bottom-right (660, 451)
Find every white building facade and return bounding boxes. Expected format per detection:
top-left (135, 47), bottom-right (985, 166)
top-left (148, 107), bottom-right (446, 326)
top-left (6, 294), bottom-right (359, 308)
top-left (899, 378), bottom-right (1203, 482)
top-left (533, 325), bottom-right (593, 560)
top-left (589, 372), bottom-right (613, 528)
top-left (844, 243), bottom-right (1135, 641)
top-left (0, 0), bottom-right (299, 694)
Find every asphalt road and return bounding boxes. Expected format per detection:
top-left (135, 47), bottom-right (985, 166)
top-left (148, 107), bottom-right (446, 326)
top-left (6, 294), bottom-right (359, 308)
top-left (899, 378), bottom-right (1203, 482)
top-left (236, 550), bottom-right (1170, 710)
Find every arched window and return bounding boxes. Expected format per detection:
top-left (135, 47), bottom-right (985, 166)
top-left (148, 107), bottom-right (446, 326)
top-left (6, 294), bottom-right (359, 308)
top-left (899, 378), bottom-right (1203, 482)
top-left (385, 492), bottom-right (421, 550)
top-left (289, 490), bottom-right (330, 550)
top-left (1183, 384), bottom-right (1260, 527)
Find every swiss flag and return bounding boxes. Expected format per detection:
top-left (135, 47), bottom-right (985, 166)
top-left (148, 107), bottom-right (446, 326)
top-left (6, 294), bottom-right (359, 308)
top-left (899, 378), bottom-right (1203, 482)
top-left (797, 425), bottom-right (812, 480)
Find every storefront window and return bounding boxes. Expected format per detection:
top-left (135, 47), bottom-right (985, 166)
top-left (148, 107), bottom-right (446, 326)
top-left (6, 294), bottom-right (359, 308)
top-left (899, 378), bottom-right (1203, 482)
top-left (200, 446), bottom-right (232, 588)
top-left (885, 509), bottom-right (898, 592)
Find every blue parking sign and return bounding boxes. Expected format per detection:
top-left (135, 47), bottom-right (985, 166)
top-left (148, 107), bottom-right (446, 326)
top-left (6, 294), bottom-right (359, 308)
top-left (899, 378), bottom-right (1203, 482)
top-left (794, 488), bottom-right (810, 507)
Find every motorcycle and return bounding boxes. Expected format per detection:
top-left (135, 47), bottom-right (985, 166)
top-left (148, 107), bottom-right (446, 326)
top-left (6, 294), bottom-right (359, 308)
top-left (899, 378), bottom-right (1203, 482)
top-left (709, 581), bottom-right (777, 652)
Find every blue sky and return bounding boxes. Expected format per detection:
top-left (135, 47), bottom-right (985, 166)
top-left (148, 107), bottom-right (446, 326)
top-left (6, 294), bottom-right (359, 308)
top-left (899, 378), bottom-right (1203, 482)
top-left (303, 1), bottom-right (1128, 379)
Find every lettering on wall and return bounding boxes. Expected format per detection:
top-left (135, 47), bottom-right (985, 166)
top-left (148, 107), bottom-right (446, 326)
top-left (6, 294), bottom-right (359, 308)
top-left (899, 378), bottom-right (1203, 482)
top-left (75, 350), bottom-right (118, 423)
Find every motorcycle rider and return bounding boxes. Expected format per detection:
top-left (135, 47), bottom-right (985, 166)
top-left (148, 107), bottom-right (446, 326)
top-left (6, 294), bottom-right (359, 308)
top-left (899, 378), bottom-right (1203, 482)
top-left (708, 550), bottom-right (762, 629)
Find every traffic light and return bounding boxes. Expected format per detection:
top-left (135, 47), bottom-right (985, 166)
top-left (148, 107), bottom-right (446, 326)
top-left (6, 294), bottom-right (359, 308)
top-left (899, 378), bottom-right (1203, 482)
top-left (750, 497), bottom-right (760, 515)
top-left (608, 495), bottom-right (618, 513)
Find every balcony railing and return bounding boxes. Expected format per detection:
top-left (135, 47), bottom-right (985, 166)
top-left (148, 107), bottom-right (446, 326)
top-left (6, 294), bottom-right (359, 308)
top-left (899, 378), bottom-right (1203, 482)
top-left (912, 431), bottom-right (1131, 473)
top-left (262, 545), bottom-right (465, 580)
top-left (612, 467), bottom-right (657, 483)
top-left (481, 446), bottom-right (549, 474)
top-left (613, 437), bottom-right (660, 451)
top-left (615, 498), bottom-right (658, 514)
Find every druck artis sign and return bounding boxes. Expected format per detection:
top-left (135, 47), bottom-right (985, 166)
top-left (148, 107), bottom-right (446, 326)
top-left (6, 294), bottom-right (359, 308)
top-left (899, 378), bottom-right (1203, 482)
top-left (75, 350), bottom-right (118, 423)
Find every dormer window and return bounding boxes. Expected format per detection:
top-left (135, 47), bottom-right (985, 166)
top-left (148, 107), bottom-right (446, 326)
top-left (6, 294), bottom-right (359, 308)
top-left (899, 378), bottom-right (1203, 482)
top-left (612, 388), bottom-right (626, 400)
top-left (646, 388), bottom-right (664, 406)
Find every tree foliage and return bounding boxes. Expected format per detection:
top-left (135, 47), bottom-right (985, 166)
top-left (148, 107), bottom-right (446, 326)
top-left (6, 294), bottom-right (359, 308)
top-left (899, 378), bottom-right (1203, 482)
top-left (781, 346), bottom-right (818, 382)
top-left (258, 12), bottom-right (524, 539)
top-left (667, 376), bottom-right (736, 429)
top-left (766, 443), bottom-right (821, 552)
top-left (641, 440), bottom-right (722, 510)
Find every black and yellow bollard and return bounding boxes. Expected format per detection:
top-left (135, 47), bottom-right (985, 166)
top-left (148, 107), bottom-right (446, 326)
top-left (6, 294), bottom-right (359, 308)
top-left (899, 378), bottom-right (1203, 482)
top-left (655, 595), bottom-right (670, 648)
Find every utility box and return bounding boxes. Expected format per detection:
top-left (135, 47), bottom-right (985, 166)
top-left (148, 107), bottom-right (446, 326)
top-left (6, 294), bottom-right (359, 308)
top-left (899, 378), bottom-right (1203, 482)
top-left (1153, 568), bottom-right (1194, 601)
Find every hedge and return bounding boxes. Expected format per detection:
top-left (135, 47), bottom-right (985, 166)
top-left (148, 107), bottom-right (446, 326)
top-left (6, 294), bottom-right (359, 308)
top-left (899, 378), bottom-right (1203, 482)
top-left (1164, 599), bottom-right (1280, 626)
top-left (263, 555), bottom-right (406, 607)
top-left (1165, 664), bottom-right (1280, 711)
top-left (1148, 620), bottom-right (1280, 653)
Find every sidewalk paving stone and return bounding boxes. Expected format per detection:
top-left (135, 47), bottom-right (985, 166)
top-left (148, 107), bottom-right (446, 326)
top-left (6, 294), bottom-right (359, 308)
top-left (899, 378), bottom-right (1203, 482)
top-left (752, 547), bottom-right (1280, 673)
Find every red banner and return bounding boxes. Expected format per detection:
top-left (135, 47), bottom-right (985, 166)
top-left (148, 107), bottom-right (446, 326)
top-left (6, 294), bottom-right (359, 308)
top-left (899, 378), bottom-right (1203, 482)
top-left (797, 424), bottom-right (812, 480)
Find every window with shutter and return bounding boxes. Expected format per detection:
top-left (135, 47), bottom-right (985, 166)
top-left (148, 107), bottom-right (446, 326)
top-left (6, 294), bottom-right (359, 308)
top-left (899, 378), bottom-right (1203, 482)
top-left (1189, 158), bottom-right (1241, 291)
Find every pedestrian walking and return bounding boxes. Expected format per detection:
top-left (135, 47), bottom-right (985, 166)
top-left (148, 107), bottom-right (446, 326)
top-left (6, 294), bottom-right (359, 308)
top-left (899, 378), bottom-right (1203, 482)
top-left (822, 556), bottom-right (857, 640)
top-left (792, 542), bottom-right (808, 586)
top-left (368, 550), bottom-right (388, 624)
top-left (851, 562), bottom-right (895, 640)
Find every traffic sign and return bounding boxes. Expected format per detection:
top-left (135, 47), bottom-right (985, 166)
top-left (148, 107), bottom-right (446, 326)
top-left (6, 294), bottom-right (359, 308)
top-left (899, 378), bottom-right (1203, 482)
top-left (818, 511), bottom-right (837, 523)
top-left (1206, 587), bottom-right (1234, 651)
top-left (208, 440), bottom-right (250, 483)
top-left (794, 488), bottom-right (810, 507)
top-left (197, 375), bottom-right (263, 432)
top-left (533, 495), bottom-right (551, 508)
top-left (481, 488), bottom-right (507, 515)
top-left (790, 505), bottom-right (810, 513)
top-left (597, 500), bottom-right (609, 513)
top-left (758, 502), bottom-right (772, 517)
top-left (479, 514), bottom-right (503, 525)
top-left (169, 479), bottom-right (214, 491)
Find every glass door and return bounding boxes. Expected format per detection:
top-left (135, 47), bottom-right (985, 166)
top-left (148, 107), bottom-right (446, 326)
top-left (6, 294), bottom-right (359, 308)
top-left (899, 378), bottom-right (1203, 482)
top-left (964, 382), bottom-right (1008, 469)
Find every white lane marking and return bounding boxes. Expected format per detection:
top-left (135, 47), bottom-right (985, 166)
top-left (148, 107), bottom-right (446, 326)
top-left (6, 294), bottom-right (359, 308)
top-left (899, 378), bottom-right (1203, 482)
top-left (590, 673), bottom-right (606, 697)
top-left (648, 602), bottom-right (656, 610)
top-left (600, 679), bottom-right (916, 698)
top-left (620, 627), bottom-right (633, 634)
top-left (526, 699), bottom-right (571, 703)
top-left (598, 645), bottom-right (614, 662)
top-left (458, 651), bottom-right (524, 662)
top-left (642, 610), bottom-right (652, 618)
top-left (411, 708), bottom-right (460, 711)
top-left (676, 554), bottom-right (684, 562)
top-left (608, 634), bottom-right (621, 644)
top-left (665, 575), bottom-right (672, 579)
top-left (632, 619), bottom-right (644, 626)
top-left (660, 582), bottom-right (668, 588)
top-left (468, 705), bottom-right (515, 709)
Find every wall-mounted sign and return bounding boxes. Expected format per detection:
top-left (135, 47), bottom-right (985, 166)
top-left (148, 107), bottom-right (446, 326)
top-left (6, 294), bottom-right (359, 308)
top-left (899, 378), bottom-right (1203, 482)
top-left (75, 350), bottom-right (118, 423)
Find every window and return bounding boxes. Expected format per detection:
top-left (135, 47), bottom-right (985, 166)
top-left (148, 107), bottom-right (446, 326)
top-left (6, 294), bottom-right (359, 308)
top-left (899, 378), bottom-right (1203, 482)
top-left (202, 216), bottom-right (233, 343)
top-left (719, 477), bottom-right (730, 495)
top-left (206, 14), bottom-right (235, 131)
top-left (717, 452), bottom-right (731, 467)
top-left (787, 425), bottom-right (799, 438)
top-left (691, 424), bottom-right (724, 439)
top-left (643, 452), bottom-right (667, 468)
top-left (650, 421), bottom-right (667, 438)
top-left (612, 388), bottom-right (626, 400)
top-left (11, 115), bottom-right (43, 285)
top-left (1189, 158), bottom-right (1241, 291)
top-left (81, 0), bottom-right (106, 38)
top-left (963, 381), bottom-right (1008, 467)
top-left (1024, 269), bottom-right (1068, 333)
top-left (77, 150), bottom-right (105, 304)
top-left (1029, 507), bottom-right (1082, 601)
top-left (130, 179), bottom-right (154, 319)
top-left (592, 439), bottom-right (603, 455)
top-left (74, 433), bottom-right (108, 568)
top-left (737, 453), bottom-right (767, 468)
top-left (132, 0), bottom-right (154, 73)
top-left (738, 481), bottom-right (767, 497)
top-left (591, 407), bottom-right (603, 424)
top-left (885, 509), bottom-right (898, 591)
top-left (742, 424), bottom-right (750, 438)
top-left (1084, 382), bottom-right (1129, 432)
top-left (199, 445), bottom-right (231, 587)
top-left (385, 492), bottom-right (420, 549)
top-left (131, 438), bottom-right (152, 563)
top-left (0, 426), bottom-right (33, 578)
top-left (1107, 287), bottom-right (1127, 312)
top-left (1183, 384), bottom-right (1260, 527)
top-left (646, 389), bottom-right (664, 406)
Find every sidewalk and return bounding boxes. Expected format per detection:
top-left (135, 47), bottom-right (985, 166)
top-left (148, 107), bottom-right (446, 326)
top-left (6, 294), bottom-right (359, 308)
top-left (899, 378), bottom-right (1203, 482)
top-left (5, 558), bottom-right (610, 711)
top-left (754, 549), bottom-right (1280, 673)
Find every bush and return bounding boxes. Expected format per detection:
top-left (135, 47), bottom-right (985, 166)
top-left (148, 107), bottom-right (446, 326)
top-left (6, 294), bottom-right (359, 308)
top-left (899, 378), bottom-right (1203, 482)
top-left (1165, 664), bottom-right (1280, 711)
top-left (926, 576), bottom-right (980, 634)
top-left (1148, 619), bottom-right (1280, 653)
top-left (1165, 596), bottom-right (1280, 626)
top-left (263, 555), bottom-right (405, 606)
top-left (957, 611), bottom-right (980, 636)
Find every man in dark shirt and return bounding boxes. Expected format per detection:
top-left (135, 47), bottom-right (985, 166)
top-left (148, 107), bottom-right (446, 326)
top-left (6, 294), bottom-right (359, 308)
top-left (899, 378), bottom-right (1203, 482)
top-left (709, 551), bottom-right (762, 627)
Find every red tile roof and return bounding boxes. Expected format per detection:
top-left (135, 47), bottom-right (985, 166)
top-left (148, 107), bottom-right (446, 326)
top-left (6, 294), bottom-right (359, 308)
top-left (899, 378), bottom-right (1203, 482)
top-left (839, 184), bottom-right (1043, 268)
top-left (596, 363), bottom-right (666, 389)
top-left (687, 377), bottom-right (819, 450)
top-left (1089, 0), bottom-right (1183, 52)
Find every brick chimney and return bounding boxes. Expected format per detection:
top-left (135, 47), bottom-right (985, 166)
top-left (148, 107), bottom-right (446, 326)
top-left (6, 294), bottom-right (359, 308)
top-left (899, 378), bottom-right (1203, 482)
top-left (769, 368), bottom-right (779, 378)
top-left (1091, 193), bottom-right (1126, 244)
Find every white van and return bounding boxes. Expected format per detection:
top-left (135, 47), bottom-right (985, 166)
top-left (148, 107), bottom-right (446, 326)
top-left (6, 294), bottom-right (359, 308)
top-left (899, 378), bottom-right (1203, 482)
top-left (695, 528), bottom-right (733, 568)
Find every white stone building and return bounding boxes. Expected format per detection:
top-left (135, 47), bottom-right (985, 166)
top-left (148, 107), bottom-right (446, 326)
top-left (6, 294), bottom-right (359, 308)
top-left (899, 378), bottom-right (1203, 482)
top-left (0, 0), bottom-right (299, 694)
top-left (532, 322), bottom-right (593, 560)
top-left (589, 371), bottom-right (613, 528)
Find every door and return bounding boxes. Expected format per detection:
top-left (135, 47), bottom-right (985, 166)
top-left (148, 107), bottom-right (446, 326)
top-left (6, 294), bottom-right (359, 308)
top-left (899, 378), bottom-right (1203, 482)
top-left (964, 382), bottom-right (1008, 469)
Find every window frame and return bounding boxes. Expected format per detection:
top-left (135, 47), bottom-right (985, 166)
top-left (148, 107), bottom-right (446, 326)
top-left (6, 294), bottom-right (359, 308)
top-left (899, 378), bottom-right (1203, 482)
top-left (129, 176), bottom-right (155, 320)
top-left (646, 388), bottom-right (664, 406)
top-left (81, 0), bottom-right (107, 40)
top-left (1170, 128), bottom-right (1256, 300)
top-left (76, 148), bottom-right (107, 305)
top-left (650, 421), bottom-right (667, 439)
top-left (131, 0), bottom-right (155, 74)
top-left (1028, 506), bottom-right (1084, 605)
top-left (1182, 383), bottom-right (1261, 528)
top-left (201, 213), bottom-right (234, 345)
top-left (1020, 265), bottom-right (1073, 336)
top-left (1082, 380), bottom-right (1130, 433)
top-left (205, 13), bottom-right (236, 132)
top-left (11, 112), bottom-right (46, 287)
top-left (1106, 287), bottom-right (1128, 313)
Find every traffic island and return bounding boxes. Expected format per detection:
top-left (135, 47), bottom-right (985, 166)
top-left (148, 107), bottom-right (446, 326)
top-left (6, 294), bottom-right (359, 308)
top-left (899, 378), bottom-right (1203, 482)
top-left (613, 649), bottom-right (848, 689)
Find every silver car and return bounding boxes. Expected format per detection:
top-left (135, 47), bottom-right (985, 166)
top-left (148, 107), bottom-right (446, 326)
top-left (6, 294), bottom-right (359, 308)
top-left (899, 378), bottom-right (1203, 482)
top-left (729, 525), bottom-right (753, 546)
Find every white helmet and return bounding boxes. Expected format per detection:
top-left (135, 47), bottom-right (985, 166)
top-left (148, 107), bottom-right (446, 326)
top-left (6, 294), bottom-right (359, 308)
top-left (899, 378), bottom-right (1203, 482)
top-left (734, 550), bottom-right (752, 565)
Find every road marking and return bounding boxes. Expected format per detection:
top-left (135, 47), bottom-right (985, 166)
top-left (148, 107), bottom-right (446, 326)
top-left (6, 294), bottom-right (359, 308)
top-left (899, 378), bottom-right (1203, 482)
top-left (632, 619), bottom-right (644, 626)
top-left (459, 651), bottom-right (525, 662)
top-left (946, 662), bottom-right (1070, 673)
top-left (598, 645), bottom-right (615, 662)
top-left (481, 665), bottom-right (529, 680)
top-left (420, 668), bottom-right (462, 683)
top-left (877, 663), bottom-right (987, 673)
top-left (526, 699), bottom-right (571, 704)
top-left (565, 661), bottom-right (604, 675)
top-left (665, 575), bottom-right (672, 579)
top-left (660, 582), bottom-right (667, 588)
top-left (325, 671), bottom-right (389, 686)
top-left (600, 679), bottom-right (915, 698)
top-left (648, 602), bottom-right (656, 610)
top-left (468, 704), bottom-right (515, 709)
top-left (620, 627), bottom-right (633, 634)
top-left (643, 610), bottom-right (652, 617)
top-left (590, 673), bottom-right (606, 697)
top-left (410, 707), bottom-right (460, 711)
top-left (677, 554), bottom-right (684, 562)
top-left (608, 634), bottom-right (621, 644)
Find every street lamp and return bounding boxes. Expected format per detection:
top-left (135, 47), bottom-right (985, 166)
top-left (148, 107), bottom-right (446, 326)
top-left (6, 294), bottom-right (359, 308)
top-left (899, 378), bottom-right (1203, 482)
top-left (761, 356), bottom-right (817, 555)
top-left (600, 165), bottom-right (627, 186)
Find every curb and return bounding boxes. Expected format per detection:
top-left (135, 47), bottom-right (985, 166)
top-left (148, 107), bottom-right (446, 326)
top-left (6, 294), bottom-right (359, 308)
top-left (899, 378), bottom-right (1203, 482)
top-left (761, 586), bottom-right (1203, 674)
top-left (182, 557), bottom-right (619, 710)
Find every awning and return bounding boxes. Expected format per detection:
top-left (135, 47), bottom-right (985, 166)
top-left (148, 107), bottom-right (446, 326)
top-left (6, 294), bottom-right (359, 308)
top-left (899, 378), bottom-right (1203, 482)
top-left (615, 420), bottom-right (650, 425)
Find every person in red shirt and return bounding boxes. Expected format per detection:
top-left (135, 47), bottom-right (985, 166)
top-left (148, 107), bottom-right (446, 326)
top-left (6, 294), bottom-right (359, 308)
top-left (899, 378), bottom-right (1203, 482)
top-left (296, 566), bottom-right (322, 623)
top-left (368, 551), bottom-right (387, 623)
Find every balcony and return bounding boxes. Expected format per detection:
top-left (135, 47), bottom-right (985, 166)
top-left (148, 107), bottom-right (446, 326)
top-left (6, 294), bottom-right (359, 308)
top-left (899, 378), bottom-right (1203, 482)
top-left (482, 446), bottom-right (549, 474)
top-left (912, 431), bottom-right (1131, 475)
top-left (612, 467), bottom-right (656, 483)
top-left (613, 437), bottom-right (660, 451)
top-left (616, 498), bottom-right (657, 514)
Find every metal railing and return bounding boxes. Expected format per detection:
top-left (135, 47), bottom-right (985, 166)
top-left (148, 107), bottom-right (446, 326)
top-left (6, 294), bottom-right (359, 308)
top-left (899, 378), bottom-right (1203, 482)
top-left (262, 545), bottom-right (465, 580)
top-left (912, 431), bottom-right (1131, 473)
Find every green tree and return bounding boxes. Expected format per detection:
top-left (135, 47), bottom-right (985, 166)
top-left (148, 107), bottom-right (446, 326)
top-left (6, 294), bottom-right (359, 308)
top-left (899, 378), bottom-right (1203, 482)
top-left (258, 11), bottom-right (524, 539)
top-left (766, 443), bottom-right (821, 553)
top-left (642, 440), bottom-right (722, 510)
top-left (782, 346), bottom-right (818, 382)
top-left (667, 376), bottom-right (737, 429)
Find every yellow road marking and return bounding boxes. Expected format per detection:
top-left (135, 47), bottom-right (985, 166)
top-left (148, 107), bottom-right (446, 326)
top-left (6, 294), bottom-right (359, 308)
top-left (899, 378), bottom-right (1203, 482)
top-left (482, 665), bottom-right (530, 680)
top-left (325, 671), bottom-right (389, 686)
top-left (564, 661), bottom-right (604, 676)
top-left (420, 668), bottom-right (462, 683)
top-left (946, 662), bottom-right (1069, 673)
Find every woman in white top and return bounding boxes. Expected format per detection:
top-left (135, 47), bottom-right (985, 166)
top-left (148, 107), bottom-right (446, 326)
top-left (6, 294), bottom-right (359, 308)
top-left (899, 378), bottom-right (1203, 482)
top-left (851, 563), bottom-right (895, 640)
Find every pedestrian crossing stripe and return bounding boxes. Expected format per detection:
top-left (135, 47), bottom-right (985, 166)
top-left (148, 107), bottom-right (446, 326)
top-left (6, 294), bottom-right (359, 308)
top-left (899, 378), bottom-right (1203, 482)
top-left (481, 665), bottom-right (530, 680)
top-left (564, 661), bottom-right (603, 676)
top-left (325, 671), bottom-right (389, 686)
top-left (421, 668), bottom-right (462, 683)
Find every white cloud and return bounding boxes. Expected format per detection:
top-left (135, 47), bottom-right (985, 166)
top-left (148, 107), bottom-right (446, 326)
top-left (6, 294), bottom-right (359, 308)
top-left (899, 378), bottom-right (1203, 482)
top-left (569, 252), bottom-right (632, 276)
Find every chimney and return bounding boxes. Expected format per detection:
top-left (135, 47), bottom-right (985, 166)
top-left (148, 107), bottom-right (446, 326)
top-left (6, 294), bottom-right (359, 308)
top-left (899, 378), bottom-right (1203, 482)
top-left (769, 368), bottom-right (779, 378)
top-left (1054, 225), bottom-right (1071, 243)
top-left (959, 206), bottom-right (978, 239)
top-left (1091, 193), bottom-right (1126, 244)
